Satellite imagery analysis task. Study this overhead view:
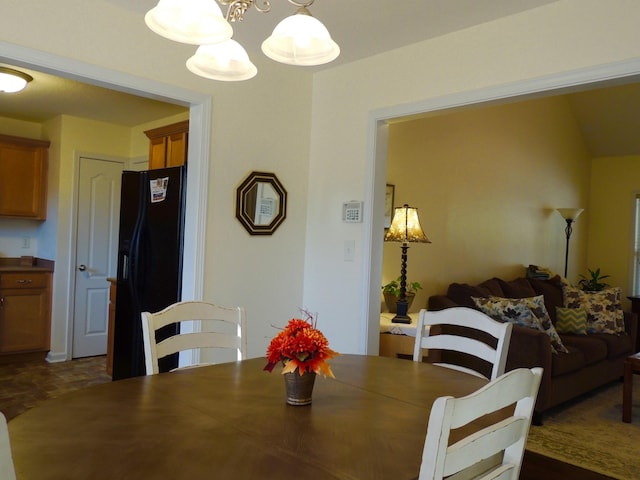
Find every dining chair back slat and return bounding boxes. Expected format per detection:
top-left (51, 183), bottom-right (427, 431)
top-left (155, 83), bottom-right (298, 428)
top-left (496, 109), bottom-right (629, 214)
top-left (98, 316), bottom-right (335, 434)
top-left (141, 301), bottom-right (246, 375)
top-left (419, 367), bottom-right (543, 480)
top-left (413, 307), bottom-right (513, 380)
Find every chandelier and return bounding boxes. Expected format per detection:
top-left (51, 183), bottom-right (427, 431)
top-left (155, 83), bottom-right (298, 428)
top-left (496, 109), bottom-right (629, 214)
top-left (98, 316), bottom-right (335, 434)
top-left (145, 0), bottom-right (340, 82)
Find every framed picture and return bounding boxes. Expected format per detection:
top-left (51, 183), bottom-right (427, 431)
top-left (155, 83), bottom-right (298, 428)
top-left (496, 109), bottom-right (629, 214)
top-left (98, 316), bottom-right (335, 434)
top-left (384, 184), bottom-right (395, 228)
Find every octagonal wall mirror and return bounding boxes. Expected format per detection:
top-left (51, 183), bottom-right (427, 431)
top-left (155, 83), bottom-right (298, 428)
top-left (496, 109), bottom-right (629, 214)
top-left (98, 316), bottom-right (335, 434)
top-left (236, 171), bottom-right (287, 235)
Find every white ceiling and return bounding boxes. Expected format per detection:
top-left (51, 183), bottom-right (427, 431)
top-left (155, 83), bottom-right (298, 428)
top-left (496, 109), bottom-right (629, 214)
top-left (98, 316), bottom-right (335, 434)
top-left (1, 0), bottom-right (640, 156)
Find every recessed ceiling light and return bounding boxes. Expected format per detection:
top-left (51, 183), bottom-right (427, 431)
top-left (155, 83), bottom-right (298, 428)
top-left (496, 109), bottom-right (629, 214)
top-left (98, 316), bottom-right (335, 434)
top-left (0, 67), bottom-right (33, 93)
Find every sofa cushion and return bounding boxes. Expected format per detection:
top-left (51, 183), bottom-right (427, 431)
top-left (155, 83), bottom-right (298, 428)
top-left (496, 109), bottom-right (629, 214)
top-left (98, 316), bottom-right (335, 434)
top-left (588, 332), bottom-right (633, 359)
top-left (555, 307), bottom-right (588, 335)
top-left (497, 277), bottom-right (537, 298)
top-left (472, 295), bottom-right (568, 354)
top-left (447, 279), bottom-right (503, 308)
top-left (563, 286), bottom-right (625, 334)
top-left (528, 276), bottom-right (564, 323)
top-left (559, 335), bottom-right (608, 366)
top-left (551, 346), bottom-right (588, 376)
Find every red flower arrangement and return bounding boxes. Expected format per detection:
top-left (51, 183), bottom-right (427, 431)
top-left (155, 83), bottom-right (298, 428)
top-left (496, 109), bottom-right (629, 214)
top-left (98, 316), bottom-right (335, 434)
top-left (264, 311), bottom-right (338, 378)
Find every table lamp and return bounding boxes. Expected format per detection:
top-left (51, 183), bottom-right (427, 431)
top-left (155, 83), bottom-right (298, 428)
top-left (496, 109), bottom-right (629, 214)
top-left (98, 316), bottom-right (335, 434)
top-left (384, 204), bottom-right (431, 323)
top-left (556, 207), bottom-right (584, 278)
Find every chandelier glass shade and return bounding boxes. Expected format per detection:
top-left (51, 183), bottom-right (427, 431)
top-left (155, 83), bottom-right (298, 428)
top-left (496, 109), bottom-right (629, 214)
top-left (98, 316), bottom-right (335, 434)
top-left (261, 10), bottom-right (339, 66)
top-left (145, 0), bottom-right (233, 45)
top-left (187, 41), bottom-right (257, 81)
top-left (144, 0), bottom-right (339, 81)
top-left (0, 67), bottom-right (33, 93)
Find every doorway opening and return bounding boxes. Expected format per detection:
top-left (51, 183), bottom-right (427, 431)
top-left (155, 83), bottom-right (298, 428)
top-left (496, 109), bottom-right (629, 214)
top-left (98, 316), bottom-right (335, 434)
top-left (0, 42), bottom-right (211, 363)
top-left (365, 61), bottom-right (640, 355)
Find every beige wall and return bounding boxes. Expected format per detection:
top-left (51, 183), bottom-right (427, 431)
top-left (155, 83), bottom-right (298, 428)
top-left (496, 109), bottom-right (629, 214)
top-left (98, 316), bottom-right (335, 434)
top-left (0, 0), bottom-right (313, 360)
top-left (588, 155), bottom-right (640, 303)
top-left (2, 0), bottom-right (640, 358)
top-left (0, 117), bottom-right (43, 139)
top-left (383, 96), bottom-right (591, 312)
top-left (304, 0), bottom-right (640, 354)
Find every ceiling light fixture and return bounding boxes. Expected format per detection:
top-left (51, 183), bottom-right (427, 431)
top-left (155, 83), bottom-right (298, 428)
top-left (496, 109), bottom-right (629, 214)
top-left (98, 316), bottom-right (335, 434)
top-left (145, 0), bottom-right (339, 82)
top-left (0, 67), bottom-right (33, 93)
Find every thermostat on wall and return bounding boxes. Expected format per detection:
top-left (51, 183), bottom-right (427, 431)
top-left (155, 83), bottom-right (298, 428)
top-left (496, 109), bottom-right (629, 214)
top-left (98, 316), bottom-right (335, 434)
top-left (343, 201), bottom-right (363, 223)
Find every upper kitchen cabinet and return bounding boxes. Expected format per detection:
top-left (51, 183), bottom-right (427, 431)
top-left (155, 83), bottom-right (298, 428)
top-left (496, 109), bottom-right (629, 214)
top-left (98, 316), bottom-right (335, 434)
top-left (0, 134), bottom-right (50, 220)
top-left (144, 120), bottom-right (189, 170)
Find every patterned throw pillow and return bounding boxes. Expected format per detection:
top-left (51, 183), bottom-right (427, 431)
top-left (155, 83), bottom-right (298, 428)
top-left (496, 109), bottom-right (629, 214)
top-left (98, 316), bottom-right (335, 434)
top-left (472, 295), bottom-right (568, 354)
top-left (555, 307), bottom-right (588, 335)
top-left (563, 286), bottom-right (625, 334)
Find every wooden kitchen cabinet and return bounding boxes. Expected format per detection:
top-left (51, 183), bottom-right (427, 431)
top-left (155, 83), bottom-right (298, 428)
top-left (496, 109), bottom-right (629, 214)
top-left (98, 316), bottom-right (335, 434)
top-left (144, 120), bottom-right (189, 170)
top-left (0, 134), bottom-right (50, 220)
top-left (0, 271), bottom-right (52, 355)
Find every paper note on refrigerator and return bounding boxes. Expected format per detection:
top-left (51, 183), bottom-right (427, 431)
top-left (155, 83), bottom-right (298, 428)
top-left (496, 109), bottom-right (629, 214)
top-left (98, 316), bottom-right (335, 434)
top-left (150, 177), bottom-right (169, 203)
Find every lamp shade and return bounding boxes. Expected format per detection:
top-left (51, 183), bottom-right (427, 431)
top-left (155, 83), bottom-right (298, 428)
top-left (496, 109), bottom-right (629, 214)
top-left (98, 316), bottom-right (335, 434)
top-left (145, 0), bottom-right (233, 45)
top-left (384, 205), bottom-right (431, 244)
top-left (186, 41), bottom-right (257, 82)
top-left (261, 12), bottom-right (340, 66)
top-left (557, 208), bottom-right (584, 221)
top-left (0, 67), bottom-right (33, 93)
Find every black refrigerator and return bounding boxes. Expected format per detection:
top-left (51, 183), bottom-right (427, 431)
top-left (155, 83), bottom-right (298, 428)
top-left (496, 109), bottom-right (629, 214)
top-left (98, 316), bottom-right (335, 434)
top-left (112, 166), bottom-right (186, 380)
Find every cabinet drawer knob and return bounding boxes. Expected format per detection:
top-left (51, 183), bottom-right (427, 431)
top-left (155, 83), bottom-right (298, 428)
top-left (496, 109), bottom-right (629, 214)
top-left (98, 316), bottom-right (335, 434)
top-left (16, 279), bottom-right (33, 284)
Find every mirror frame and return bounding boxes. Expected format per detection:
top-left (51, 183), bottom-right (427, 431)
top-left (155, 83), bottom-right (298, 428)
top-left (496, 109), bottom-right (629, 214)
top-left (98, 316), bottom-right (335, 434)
top-left (235, 171), bottom-right (287, 235)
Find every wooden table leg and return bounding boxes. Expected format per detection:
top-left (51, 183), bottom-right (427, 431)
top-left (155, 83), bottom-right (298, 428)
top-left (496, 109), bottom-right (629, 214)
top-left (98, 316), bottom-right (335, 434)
top-left (623, 359), bottom-right (633, 423)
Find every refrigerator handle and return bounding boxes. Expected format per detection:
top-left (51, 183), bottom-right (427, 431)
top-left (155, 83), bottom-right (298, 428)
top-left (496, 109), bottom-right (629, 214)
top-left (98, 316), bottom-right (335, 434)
top-left (122, 253), bottom-right (129, 281)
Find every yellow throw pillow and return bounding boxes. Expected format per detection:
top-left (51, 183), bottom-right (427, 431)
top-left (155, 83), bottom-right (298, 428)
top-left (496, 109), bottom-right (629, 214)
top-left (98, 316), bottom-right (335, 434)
top-left (555, 307), bottom-right (587, 335)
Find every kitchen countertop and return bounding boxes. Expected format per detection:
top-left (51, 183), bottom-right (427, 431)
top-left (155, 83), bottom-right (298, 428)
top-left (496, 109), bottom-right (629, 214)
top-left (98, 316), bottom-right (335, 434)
top-left (0, 257), bottom-right (54, 272)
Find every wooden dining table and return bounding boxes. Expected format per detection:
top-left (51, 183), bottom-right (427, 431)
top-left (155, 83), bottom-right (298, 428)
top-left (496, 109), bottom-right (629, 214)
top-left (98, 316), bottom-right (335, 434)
top-left (8, 355), bottom-right (487, 479)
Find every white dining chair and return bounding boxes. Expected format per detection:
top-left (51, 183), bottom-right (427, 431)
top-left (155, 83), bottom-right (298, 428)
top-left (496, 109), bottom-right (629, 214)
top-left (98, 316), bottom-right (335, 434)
top-left (419, 367), bottom-right (543, 480)
top-left (413, 307), bottom-right (513, 380)
top-left (0, 412), bottom-right (16, 480)
top-left (141, 301), bottom-right (247, 375)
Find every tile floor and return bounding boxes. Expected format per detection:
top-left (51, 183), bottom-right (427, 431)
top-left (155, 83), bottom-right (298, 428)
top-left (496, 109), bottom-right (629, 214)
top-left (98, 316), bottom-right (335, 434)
top-left (0, 355), bottom-right (111, 421)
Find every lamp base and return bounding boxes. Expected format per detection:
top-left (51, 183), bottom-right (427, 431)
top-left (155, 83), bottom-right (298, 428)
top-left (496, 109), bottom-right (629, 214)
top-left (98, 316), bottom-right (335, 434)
top-left (393, 296), bottom-right (412, 324)
top-left (391, 314), bottom-right (411, 324)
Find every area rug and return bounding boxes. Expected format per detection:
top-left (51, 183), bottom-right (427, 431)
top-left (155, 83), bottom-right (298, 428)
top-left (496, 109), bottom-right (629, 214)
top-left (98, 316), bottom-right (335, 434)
top-left (526, 380), bottom-right (640, 480)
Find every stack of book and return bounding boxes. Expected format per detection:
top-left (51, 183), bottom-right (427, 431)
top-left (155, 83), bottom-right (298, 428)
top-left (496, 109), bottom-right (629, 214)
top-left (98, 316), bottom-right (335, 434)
top-left (526, 264), bottom-right (551, 280)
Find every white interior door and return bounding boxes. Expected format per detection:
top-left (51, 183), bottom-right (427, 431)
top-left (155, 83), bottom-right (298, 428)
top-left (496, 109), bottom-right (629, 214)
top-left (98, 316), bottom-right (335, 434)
top-left (72, 156), bottom-right (124, 358)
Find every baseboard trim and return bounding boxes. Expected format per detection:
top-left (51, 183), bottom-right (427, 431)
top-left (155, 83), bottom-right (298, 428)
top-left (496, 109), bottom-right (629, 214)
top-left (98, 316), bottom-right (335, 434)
top-left (46, 352), bottom-right (68, 363)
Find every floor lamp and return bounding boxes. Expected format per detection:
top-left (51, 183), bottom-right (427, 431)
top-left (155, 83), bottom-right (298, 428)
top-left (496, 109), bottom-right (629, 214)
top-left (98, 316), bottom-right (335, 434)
top-left (557, 208), bottom-right (584, 278)
top-left (384, 204), bottom-right (430, 323)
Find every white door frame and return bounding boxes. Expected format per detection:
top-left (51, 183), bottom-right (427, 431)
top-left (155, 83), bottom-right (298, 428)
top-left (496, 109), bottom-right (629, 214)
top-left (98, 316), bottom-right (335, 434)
top-left (363, 59), bottom-right (640, 354)
top-left (0, 41), bottom-right (211, 362)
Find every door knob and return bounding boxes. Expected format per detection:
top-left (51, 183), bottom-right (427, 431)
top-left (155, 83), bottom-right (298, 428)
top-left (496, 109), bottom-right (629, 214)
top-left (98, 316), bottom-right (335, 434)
top-left (78, 264), bottom-right (87, 271)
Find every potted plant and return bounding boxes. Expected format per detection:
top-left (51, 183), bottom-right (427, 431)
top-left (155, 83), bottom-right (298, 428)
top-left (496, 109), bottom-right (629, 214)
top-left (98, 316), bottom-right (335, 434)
top-left (578, 267), bottom-right (611, 292)
top-left (263, 310), bottom-right (338, 406)
top-left (381, 277), bottom-right (422, 313)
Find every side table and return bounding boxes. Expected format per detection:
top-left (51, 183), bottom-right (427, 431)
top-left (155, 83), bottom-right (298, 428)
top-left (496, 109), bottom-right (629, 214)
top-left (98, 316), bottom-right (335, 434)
top-left (626, 296), bottom-right (640, 350)
top-left (379, 312), bottom-right (419, 359)
top-left (623, 352), bottom-right (640, 423)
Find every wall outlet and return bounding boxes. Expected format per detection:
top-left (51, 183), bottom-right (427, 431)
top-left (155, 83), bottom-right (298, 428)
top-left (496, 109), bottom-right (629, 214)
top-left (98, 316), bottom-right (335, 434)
top-left (21, 237), bottom-right (30, 249)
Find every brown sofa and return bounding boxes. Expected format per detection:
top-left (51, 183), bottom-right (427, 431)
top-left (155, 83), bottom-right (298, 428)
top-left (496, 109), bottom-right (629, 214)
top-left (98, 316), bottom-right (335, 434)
top-left (428, 275), bottom-right (638, 423)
